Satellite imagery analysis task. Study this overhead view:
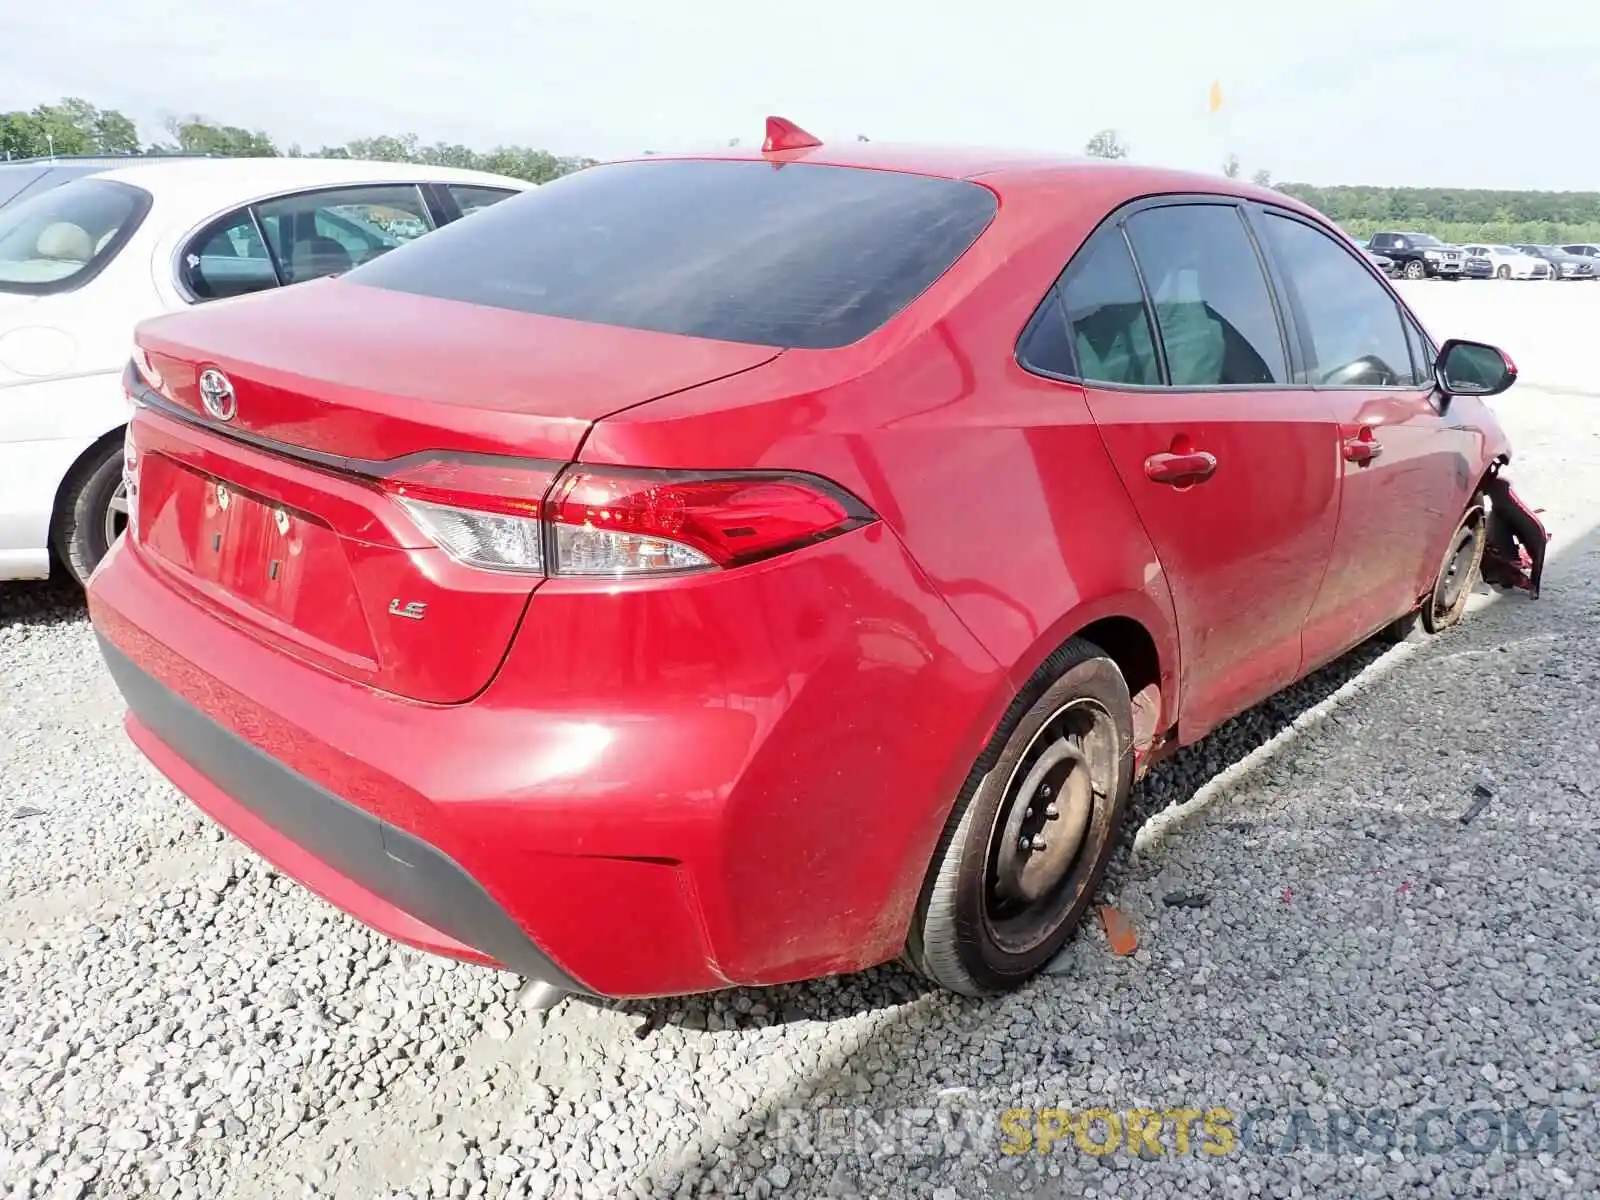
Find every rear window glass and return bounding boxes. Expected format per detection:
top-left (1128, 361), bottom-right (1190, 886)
top-left (347, 159), bottom-right (998, 349)
top-left (0, 178), bottom-right (151, 294)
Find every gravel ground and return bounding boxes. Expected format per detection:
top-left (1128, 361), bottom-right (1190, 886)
top-left (2, 386), bottom-right (1598, 1200)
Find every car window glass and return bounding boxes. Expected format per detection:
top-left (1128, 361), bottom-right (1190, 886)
top-left (1262, 213), bottom-right (1413, 388)
top-left (1054, 232), bottom-right (1160, 386)
top-left (181, 210), bottom-right (279, 301)
top-left (448, 185), bottom-right (519, 217)
top-left (1015, 287), bottom-right (1076, 378)
top-left (1124, 204), bottom-right (1286, 386)
top-left (349, 160), bottom-right (998, 350)
top-left (0, 178), bottom-right (149, 295)
top-left (254, 185), bottom-right (433, 285)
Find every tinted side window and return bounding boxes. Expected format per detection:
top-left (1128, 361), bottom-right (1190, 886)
top-left (1056, 232), bottom-right (1160, 386)
top-left (255, 185), bottom-right (433, 284)
top-left (448, 185), bottom-right (519, 217)
top-left (1260, 213), bottom-right (1413, 388)
top-left (1124, 204), bottom-right (1287, 386)
top-left (1016, 287), bottom-right (1075, 378)
top-left (349, 160), bottom-right (998, 350)
top-left (181, 210), bottom-right (279, 301)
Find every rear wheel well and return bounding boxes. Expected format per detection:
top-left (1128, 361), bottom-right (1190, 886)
top-left (1076, 616), bottom-right (1163, 755)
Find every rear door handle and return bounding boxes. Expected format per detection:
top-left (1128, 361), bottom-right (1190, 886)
top-left (1143, 450), bottom-right (1218, 485)
top-left (1343, 436), bottom-right (1383, 464)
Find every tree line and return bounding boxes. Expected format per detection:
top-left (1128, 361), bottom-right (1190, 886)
top-left (1, 97), bottom-right (594, 185)
top-left (10, 101), bottom-right (1600, 243)
top-left (1086, 129), bottom-right (1600, 244)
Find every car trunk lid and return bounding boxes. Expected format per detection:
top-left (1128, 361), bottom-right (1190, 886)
top-left (128, 281), bottom-right (781, 703)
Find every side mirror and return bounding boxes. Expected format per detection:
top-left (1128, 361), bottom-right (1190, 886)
top-left (1434, 338), bottom-right (1517, 399)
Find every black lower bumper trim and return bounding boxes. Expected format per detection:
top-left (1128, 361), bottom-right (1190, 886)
top-left (97, 635), bottom-right (586, 993)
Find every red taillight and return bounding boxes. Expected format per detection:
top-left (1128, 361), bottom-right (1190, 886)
top-left (548, 469), bottom-right (867, 575)
top-left (376, 456), bottom-right (872, 578)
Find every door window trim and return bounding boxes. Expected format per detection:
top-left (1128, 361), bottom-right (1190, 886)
top-left (1015, 192), bottom-right (1304, 394)
top-left (1246, 203), bottom-right (1439, 396)
top-left (173, 181), bottom-right (437, 304)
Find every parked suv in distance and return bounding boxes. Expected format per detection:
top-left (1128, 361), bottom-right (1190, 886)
top-left (90, 124), bottom-right (1522, 1003)
top-left (1367, 231), bottom-right (1466, 279)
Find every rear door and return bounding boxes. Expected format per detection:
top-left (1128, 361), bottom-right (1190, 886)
top-left (1068, 199), bottom-right (1341, 741)
top-left (1253, 206), bottom-right (1474, 669)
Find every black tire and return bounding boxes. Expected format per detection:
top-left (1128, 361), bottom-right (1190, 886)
top-left (906, 638), bottom-right (1135, 997)
top-left (1496, 265), bottom-right (1510, 280)
top-left (1403, 260), bottom-right (1426, 280)
top-left (52, 441), bottom-right (126, 586)
top-left (1380, 503), bottom-right (1485, 643)
top-left (1422, 504), bottom-right (1485, 633)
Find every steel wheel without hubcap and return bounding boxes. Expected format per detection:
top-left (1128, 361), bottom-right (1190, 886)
top-left (1424, 509), bottom-right (1485, 633)
top-left (1379, 503), bottom-right (1485, 643)
top-left (907, 638), bottom-right (1134, 996)
top-left (985, 700), bottom-right (1114, 954)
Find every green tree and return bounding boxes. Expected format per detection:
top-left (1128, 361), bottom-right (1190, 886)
top-left (0, 112), bottom-right (47, 159)
top-left (4, 93), bottom-right (599, 184)
top-left (417, 142), bottom-right (482, 169)
top-left (0, 97), bottom-right (141, 158)
top-left (162, 115), bottom-right (279, 157)
top-left (91, 109), bottom-right (140, 153)
top-left (1084, 129), bottom-right (1129, 159)
top-left (1222, 154), bottom-right (1240, 179)
top-left (1251, 168), bottom-right (1273, 188)
top-left (344, 133), bottom-right (421, 162)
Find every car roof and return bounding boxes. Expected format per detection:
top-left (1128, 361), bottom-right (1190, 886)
top-left (0, 159), bottom-right (199, 208)
top-left (89, 156), bottom-right (532, 205)
top-left (622, 141), bottom-right (1298, 212)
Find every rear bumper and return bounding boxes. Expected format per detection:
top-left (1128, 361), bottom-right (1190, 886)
top-left (88, 519), bottom-right (1004, 998)
top-left (99, 635), bottom-right (583, 991)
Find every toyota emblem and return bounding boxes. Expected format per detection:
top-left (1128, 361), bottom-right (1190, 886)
top-left (198, 369), bottom-right (236, 422)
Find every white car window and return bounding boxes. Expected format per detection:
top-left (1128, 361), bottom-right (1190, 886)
top-left (182, 210), bottom-right (279, 301)
top-left (0, 178), bottom-right (150, 294)
top-left (254, 184), bottom-right (435, 284)
top-left (447, 184), bottom-right (519, 217)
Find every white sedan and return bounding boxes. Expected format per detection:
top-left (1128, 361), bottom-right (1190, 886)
top-left (1460, 244), bottom-right (1551, 280)
top-left (0, 157), bottom-right (532, 584)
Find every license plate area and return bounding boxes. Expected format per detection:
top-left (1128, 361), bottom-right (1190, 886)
top-left (139, 452), bottom-right (378, 667)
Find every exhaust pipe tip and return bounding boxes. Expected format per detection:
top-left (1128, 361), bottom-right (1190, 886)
top-left (516, 979), bottom-right (566, 1013)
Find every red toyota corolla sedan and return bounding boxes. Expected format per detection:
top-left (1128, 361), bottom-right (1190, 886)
top-left (88, 123), bottom-right (1523, 1002)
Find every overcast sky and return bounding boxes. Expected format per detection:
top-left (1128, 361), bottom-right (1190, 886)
top-left (3, 0), bottom-right (1596, 189)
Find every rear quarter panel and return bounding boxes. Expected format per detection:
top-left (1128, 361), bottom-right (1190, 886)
top-left (582, 169), bottom-right (1183, 723)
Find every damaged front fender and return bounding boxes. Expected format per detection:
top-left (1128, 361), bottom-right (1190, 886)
top-left (1480, 456), bottom-right (1548, 599)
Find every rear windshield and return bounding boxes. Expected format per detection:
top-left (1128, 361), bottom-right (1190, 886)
top-left (347, 159), bottom-right (999, 349)
top-left (0, 178), bottom-right (151, 295)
